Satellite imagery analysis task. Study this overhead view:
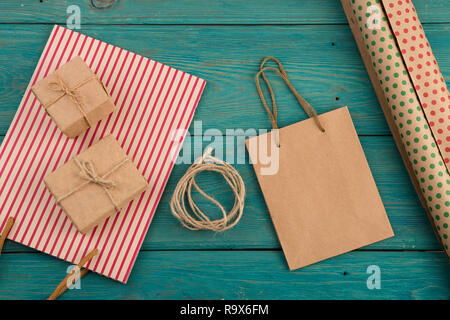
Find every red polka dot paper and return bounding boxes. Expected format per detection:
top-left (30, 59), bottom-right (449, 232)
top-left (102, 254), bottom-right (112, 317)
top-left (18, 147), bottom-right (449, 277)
top-left (347, 0), bottom-right (449, 256)
top-left (383, 0), bottom-right (450, 172)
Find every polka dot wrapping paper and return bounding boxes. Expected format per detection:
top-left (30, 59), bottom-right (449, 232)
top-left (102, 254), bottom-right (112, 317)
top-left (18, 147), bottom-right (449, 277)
top-left (383, 0), bottom-right (450, 172)
top-left (342, 0), bottom-right (449, 256)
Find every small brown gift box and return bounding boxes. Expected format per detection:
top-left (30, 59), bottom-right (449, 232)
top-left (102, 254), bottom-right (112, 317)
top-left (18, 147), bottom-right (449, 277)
top-left (44, 135), bottom-right (148, 234)
top-left (31, 56), bottom-right (115, 138)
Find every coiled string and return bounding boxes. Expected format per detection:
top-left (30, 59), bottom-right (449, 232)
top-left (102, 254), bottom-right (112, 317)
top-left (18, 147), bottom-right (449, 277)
top-left (170, 147), bottom-right (245, 232)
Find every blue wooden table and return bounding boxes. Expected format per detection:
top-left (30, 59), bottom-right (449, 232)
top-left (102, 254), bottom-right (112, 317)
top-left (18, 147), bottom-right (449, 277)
top-left (0, 0), bottom-right (449, 300)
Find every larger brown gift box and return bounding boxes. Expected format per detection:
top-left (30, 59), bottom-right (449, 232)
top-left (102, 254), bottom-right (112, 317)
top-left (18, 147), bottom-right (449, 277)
top-left (44, 135), bottom-right (148, 234)
top-left (31, 56), bottom-right (115, 138)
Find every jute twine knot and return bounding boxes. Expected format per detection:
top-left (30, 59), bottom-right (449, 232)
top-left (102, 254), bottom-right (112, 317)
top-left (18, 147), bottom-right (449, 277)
top-left (56, 158), bottom-right (129, 212)
top-left (45, 73), bottom-right (99, 127)
top-left (170, 147), bottom-right (245, 232)
top-left (77, 160), bottom-right (116, 189)
top-left (0, 217), bottom-right (14, 255)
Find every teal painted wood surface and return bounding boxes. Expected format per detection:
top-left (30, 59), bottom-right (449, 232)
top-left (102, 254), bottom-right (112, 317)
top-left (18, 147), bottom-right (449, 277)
top-left (1, 24), bottom-right (450, 136)
top-left (0, 0), bottom-right (448, 24)
top-left (0, 0), bottom-right (448, 300)
top-left (0, 135), bottom-right (442, 253)
top-left (0, 251), bottom-right (448, 300)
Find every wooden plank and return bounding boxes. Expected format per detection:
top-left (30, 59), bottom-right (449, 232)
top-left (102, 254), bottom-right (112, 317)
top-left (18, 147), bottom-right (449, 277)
top-left (0, 25), bottom-right (449, 136)
top-left (0, 251), bottom-right (447, 299)
top-left (0, 135), bottom-right (441, 253)
top-left (0, 0), bottom-right (448, 24)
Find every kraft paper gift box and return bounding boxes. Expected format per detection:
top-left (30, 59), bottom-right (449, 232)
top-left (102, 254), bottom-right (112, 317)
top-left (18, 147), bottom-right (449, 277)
top-left (31, 56), bottom-right (115, 138)
top-left (44, 135), bottom-right (148, 234)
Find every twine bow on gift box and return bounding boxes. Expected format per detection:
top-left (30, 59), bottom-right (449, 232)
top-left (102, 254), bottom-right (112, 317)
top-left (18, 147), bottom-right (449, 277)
top-left (44, 73), bottom-right (100, 127)
top-left (78, 160), bottom-right (117, 190)
top-left (170, 147), bottom-right (246, 232)
top-left (48, 156), bottom-right (131, 299)
top-left (56, 157), bottom-right (129, 212)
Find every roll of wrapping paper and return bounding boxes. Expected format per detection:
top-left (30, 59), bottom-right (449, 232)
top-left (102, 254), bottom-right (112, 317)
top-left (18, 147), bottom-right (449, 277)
top-left (341, 0), bottom-right (449, 256)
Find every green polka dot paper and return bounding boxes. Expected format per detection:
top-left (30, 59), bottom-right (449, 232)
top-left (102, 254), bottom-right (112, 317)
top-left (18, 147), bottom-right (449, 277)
top-left (349, 0), bottom-right (449, 254)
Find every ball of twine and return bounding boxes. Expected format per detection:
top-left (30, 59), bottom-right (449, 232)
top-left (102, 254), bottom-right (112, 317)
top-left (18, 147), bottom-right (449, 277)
top-left (170, 147), bottom-right (245, 232)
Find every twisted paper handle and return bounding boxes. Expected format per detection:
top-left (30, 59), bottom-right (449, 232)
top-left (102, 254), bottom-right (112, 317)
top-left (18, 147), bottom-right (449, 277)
top-left (0, 217), bottom-right (14, 256)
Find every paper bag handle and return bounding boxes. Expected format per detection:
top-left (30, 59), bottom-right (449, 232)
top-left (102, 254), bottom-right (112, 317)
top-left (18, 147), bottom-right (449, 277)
top-left (255, 57), bottom-right (325, 134)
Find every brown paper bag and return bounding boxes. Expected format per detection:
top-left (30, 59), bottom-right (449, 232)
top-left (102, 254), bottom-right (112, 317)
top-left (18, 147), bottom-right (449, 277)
top-left (246, 57), bottom-right (394, 270)
top-left (45, 135), bottom-right (148, 234)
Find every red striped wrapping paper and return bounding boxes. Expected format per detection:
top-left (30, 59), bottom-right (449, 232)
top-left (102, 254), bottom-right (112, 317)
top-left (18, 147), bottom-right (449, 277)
top-left (0, 25), bottom-right (206, 283)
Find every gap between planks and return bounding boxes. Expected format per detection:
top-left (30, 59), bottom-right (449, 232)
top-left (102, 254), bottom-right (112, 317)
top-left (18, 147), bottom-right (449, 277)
top-left (0, 247), bottom-right (444, 255)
